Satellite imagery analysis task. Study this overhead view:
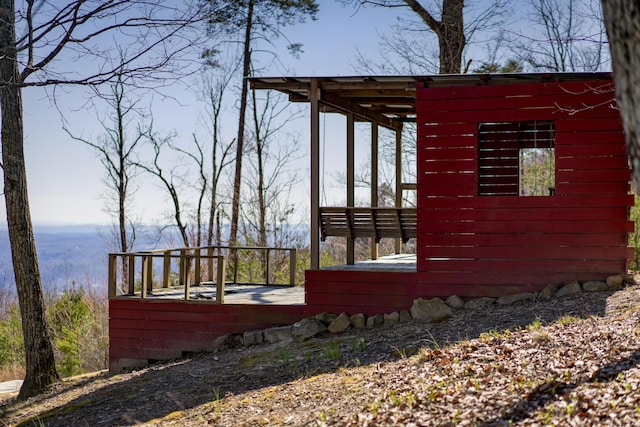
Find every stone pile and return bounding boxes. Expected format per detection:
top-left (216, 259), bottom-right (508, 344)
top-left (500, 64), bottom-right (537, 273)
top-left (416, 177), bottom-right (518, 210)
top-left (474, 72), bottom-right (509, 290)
top-left (208, 274), bottom-right (634, 352)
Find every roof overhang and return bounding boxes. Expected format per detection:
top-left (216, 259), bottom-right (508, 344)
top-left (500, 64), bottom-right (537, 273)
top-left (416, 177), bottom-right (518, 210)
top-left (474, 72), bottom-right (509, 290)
top-left (249, 72), bottom-right (613, 131)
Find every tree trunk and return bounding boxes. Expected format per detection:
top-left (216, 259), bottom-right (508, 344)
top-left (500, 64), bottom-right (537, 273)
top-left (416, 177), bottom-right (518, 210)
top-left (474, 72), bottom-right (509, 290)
top-left (403, 0), bottom-right (465, 73)
top-left (116, 88), bottom-right (130, 288)
top-left (0, 1), bottom-right (59, 400)
top-left (439, 0), bottom-right (465, 73)
top-left (601, 0), bottom-right (640, 190)
top-left (229, 0), bottom-right (254, 246)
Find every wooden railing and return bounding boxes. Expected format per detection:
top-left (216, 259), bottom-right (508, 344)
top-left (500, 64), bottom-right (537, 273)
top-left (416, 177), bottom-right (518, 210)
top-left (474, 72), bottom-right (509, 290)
top-left (108, 245), bottom-right (297, 301)
top-left (319, 207), bottom-right (417, 243)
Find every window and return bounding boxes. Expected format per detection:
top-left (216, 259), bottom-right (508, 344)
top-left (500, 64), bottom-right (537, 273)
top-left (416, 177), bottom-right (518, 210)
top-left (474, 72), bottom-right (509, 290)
top-left (478, 121), bottom-right (555, 196)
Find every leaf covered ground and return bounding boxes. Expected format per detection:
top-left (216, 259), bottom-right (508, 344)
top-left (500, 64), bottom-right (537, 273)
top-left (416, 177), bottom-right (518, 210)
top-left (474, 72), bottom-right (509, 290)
top-left (2, 283), bottom-right (640, 426)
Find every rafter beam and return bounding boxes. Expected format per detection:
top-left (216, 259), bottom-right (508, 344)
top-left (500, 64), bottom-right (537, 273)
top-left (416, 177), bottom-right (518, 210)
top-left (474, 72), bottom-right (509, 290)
top-left (320, 91), bottom-right (402, 131)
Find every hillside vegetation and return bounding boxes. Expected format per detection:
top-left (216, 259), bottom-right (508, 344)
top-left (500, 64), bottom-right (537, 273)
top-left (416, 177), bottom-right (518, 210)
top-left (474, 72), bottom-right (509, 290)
top-left (1, 282), bottom-right (639, 426)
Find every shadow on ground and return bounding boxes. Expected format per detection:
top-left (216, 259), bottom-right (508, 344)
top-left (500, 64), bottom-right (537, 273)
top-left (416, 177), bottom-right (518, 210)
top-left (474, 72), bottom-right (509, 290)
top-left (0, 287), bottom-right (627, 426)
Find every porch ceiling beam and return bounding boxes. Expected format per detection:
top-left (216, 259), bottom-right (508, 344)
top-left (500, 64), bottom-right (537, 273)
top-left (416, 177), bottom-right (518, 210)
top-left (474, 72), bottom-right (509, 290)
top-left (343, 96), bottom-right (416, 104)
top-left (250, 81), bottom-right (308, 91)
top-left (338, 89), bottom-right (416, 98)
top-left (320, 92), bottom-right (403, 131)
top-left (319, 82), bottom-right (416, 92)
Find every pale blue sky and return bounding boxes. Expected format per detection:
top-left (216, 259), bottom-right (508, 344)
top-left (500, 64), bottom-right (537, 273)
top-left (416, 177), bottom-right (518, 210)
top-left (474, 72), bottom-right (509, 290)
top-left (0, 0), bottom-right (608, 226)
top-left (4, 2), bottom-right (409, 226)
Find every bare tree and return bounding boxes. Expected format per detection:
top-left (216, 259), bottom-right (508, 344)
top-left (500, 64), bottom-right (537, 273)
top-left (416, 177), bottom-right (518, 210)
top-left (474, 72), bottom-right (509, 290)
top-left (65, 74), bottom-right (144, 256)
top-left (235, 88), bottom-right (305, 282)
top-left (513, 0), bottom-right (608, 72)
top-left (601, 0), bottom-right (640, 190)
top-left (202, 0), bottom-right (318, 247)
top-left (196, 66), bottom-right (237, 247)
top-left (0, 1), bottom-right (206, 399)
top-left (135, 128), bottom-right (191, 248)
top-left (345, 0), bottom-right (510, 74)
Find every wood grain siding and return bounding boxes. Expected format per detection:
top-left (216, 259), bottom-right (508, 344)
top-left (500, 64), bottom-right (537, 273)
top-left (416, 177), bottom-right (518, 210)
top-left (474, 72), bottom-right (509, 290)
top-left (109, 299), bottom-right (306, 371)
top-left (416, 80), bottom-right (632, 290)
top-left (305, 269), bottom-right (418, 316)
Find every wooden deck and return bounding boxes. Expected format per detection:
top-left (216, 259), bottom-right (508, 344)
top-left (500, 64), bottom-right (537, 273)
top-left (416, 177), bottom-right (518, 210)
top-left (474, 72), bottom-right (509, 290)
top-left (114, 283), bottom-right (305, 305)
top-left (321, 253), bottom-right (416, 272)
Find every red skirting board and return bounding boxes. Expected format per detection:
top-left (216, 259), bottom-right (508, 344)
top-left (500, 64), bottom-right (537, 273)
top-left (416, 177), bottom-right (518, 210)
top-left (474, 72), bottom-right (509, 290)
top-left (109, 299), bottom-right (306, 372)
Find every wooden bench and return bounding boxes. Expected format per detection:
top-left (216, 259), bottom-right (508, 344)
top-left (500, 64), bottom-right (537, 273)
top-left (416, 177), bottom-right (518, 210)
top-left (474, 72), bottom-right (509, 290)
top-left (319, 207), bottom-right (417, 243)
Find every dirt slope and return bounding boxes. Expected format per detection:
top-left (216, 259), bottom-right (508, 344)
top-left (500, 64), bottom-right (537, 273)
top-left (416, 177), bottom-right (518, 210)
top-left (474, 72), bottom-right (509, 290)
top-left (2, 283), bottom-right (640, 426)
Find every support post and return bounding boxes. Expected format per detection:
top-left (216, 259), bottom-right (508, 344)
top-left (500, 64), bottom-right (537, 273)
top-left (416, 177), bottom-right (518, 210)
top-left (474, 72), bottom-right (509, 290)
top-left (371, 123), bottom-right (379, 260)
top-left (395, 125), bottom-right (403, 254)
top-left (347, 112), bottom-right (355, 265)
top-left (310, 78), bottom-right (321, 269)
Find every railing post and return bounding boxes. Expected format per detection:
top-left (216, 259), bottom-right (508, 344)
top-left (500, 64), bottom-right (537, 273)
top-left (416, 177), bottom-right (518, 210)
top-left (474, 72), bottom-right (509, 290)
top-left (265, 248), bottom-right (270, 286)
top-left (163, 251), bottom-right (171, 288)
top-left (141, 255), bottom-right (149, 299)
top-left (181, 249), bottom-right (191, 300)
top-left (215, 255), bottom-right (225, 304)
top-left (233, 248), bottom-right (239, 284)
top-left (127, 254), bottom-right (136, 295)
top-left (194, 248), bottom-right (201, 286)
top-left (179, 249), bottom-right (186, 286)
top-left (108, 254), bottom-right (117, 298)
top-left (207, 246), bottom-right (214, 282)
top-left (289, 248), bottom-right (297, 286)
top-left (147, 255), bottom-right (154, 293)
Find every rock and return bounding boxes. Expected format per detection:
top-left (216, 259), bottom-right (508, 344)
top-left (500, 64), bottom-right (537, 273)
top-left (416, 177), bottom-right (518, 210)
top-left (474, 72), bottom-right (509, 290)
top-left (464, 297), bottom-right (495, 310)
top-left (538, 283), bottom-right (559, 299)
top-left (556, 280), bottom-right (582, 297)
top-left (263, 325), bottom-right (293, 344)
top-left (583, 281), bottom-right (608, 292)
top-left (350, 313), bottom-right (366, 329)
top-left (315, 312), bottom-right (338, 325)
top-left (399, 310), bottom-right (412, 322)
top-left (606, 275), bottom-right (624, 290)
top-left (621, 273), bottom-right (635, 284)
top-left (384, 312), bottom-right (400, 326)
top-left (328, 312), bottom-right (351, 333)
top-left (496, 292), bottom-right (536, 305)
top-left (242, 330), bottom-right (264, 346)
top-left (410, 298), bottom-right (453, 322)
top-left (366, 313), bottom-right (384, 328)
top-left (207, 334), bottom-right (240, 352)
top-left (445, 295), bottom-right (465, 309)
top-left (292, 318), bottom-right (327, 341)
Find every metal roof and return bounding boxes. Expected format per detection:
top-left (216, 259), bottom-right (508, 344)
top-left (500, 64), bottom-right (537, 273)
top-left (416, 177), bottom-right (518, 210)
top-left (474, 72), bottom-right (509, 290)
top-left (249, 72), bottom-right (613, 130)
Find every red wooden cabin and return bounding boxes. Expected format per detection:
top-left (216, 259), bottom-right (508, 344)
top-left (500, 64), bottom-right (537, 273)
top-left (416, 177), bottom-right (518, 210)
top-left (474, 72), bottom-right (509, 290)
top-left (252, 72), bottom-right (633, 315)
top-left (109, 73), bottom-right (632, 371)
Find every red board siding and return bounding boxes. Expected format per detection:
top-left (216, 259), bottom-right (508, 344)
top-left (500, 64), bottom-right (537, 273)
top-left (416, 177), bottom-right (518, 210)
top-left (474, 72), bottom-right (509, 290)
top-left (415, 79), bottom-right (632, 290)
top-left (305, 270), bottom-right (419, 316)
top-left (109, 299), bottom-right (306, 371)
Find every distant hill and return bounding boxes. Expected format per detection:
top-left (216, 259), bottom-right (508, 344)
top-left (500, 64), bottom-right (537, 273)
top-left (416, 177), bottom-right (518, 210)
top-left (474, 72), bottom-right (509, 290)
top-left (0, 225), bottom-right (162, 295)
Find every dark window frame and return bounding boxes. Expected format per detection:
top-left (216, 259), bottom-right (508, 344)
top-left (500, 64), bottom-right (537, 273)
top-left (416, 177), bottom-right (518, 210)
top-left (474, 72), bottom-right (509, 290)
top-left (478, 121), bottom-right (555, 196)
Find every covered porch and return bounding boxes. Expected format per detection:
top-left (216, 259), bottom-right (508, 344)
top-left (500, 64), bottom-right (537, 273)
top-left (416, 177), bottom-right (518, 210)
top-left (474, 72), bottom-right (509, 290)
top-left (250, 76), bottom-right (420, 268)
